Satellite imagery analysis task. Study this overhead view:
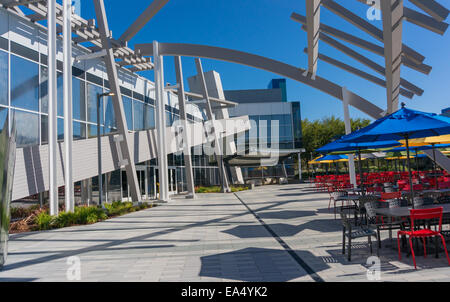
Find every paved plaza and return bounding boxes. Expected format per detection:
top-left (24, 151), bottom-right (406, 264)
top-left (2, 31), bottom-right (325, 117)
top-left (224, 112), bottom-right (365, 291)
top-left (1, 184), bottom-right (450, 282)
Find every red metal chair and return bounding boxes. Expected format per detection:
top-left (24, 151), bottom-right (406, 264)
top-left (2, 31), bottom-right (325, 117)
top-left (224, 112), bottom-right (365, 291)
top-left (380, 192), bottom-right (401, 201)
top-left (397, 207), bottom-right (450, 269)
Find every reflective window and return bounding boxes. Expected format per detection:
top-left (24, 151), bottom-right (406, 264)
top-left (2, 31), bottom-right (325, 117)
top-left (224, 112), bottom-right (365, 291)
top-left (41, 116), bottom-right (64, 143)
top-left (73, 77), bottom-right (86, 121)
top-left (133, 100), bottom-right (144, 131)
top-left (86, 84), bottom-right (103, 124)
top-left (144, 104), bottom-right (155, 129)
top-left (0, 106), bottom-right (7, 131)
top-left (88, 124), bottom-right (104, 138)
top-left (13, 109), bottom-right (39, 147)
top-left (40, 67), bottom-right (63, 116)
top-left (0, 51), bottom-right (7, 106)
top-left (122, 96), bottom-right (133, 130)
top-left (11, 55), bottom-right (39, 112)
top-left (104, 96), bottom-right (117, 134)
top-left (73, 121), bottom-right (86, 140)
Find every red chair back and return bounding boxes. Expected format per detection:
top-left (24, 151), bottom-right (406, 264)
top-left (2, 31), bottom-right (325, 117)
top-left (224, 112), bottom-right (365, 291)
top-left (381, 192), bottom-right (401, 201)
top-left (410, 207), bottom-right (444, 232)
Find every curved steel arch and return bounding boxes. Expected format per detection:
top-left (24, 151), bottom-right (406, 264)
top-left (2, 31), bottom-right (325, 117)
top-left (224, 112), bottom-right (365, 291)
top-left (135, 42), bottom-right (384, 119)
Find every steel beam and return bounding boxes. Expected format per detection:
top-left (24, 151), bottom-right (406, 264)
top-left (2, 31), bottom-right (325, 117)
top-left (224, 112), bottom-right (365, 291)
top-left (63, 0), bottom-right (74, 212)
top-left (321, 0), bottom-right (425, 64)
top-left (292, 13), bottom-right (432, 75)
top-left (119, 0), bottom-right (170, 43)
top-left (380, 0), bottom-right (404, 113)
top-left (316, 32), bottom-right (423, 96)
top-left (48, 0), bottom-right (58, 216)
top-left (409, 0), bottom-right (449, 22)
top-left (304, 0), bottom-right (321, 78)
top-left (153, 41), bottom-right (170, 202)
top-left (307, 48), bottom-right (414, 99)
top-left (93, 0), bottom-right (142, 202)
top-left (342, 87), bottom-right (357, 187)
top-left (404, 7), bottom-right (448, 35)
top-left (174, 56), bottom-right (195, 199)
top-left (195, 58), bottom-right (230, 193)
top-left (135, 42), bottom-right (384, 119)
top-left (356, 0), bottom-right (448, 35)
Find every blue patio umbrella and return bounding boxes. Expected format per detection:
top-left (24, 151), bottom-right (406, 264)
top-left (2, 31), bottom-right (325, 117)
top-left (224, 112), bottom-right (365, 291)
top-left (316, 154), bottom-right (348, 161)
top-left (315, 154), bottom-right (348, 175)
top-left (317, 139), bottom-right (401, 154)
top-left (340, 105), bottom-right (450, 207)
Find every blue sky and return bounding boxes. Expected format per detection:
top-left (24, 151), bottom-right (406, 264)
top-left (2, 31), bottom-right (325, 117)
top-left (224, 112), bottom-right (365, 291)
top-left (77, 0), bottom-right (450, 121)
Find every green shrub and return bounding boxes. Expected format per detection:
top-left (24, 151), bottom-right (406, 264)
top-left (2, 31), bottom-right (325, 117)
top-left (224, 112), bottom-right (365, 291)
top-left (195, 185), bottom-right (250, 193)
top-left (104, 201), bottom-right (135, 217)
top-left (35, 212), bottom-right (54, 230)
top-left (74, 206), bottom-right (107, 224)
top-left (54, 212), bottom-right (77, 228)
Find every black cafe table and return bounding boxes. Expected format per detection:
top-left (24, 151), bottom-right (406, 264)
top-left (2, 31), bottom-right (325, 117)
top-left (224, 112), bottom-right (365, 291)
top-left (375, 203), bottom-right (450, 218)
top-left (375, 204), bottom-right (450, 257)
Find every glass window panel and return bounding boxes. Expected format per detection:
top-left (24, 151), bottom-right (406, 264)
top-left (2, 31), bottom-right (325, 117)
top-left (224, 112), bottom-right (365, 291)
top-left (144, 104), bottom-right (155, 129)
top-left (0, 51), bottom-right (7, 106)
top-left (165, 111), bottom-right (172, 127)
top-left (73, 121), bottom-right (86, 140)
top-left (86, 83), bottom-right (103, 124)
top-left (133, 100), bottom-right (144, 131)
top-left (39, 67), bottom-right (63, 115)
top-left (123, 96), bottom-right (133, 130)
top-left (73, 77), bottom-right (86, 121)
top-left (11, 55), bottom-right (39, 112)
top-left (88, 124), bottom-right (104, 138)
top-left (0, 106), bottom-right (7, 131)
top-left (13, 109), bottom-right (39, 147)
top-left (104, 96), bottom-right (116, 132)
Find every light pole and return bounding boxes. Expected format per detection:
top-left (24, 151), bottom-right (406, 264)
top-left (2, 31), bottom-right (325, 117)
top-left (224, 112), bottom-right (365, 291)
top-left (97, 92), bottom-right (114, 207)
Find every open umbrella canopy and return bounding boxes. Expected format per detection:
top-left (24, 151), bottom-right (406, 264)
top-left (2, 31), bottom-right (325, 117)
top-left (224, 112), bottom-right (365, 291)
top-left (340, 106), bottom-right (450, 143)
top-left (316, 154), bottom-right (348, 162)
top-left (316, 138), bottom-right (401, 154)
top-left (398, 134), bottom-right (450, 147)
top-left (387, 144), bottom-right (450, 152)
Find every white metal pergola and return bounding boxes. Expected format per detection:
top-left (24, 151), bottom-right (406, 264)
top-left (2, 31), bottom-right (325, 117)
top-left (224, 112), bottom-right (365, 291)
top-left (2, 0), bottom-right (448, 213)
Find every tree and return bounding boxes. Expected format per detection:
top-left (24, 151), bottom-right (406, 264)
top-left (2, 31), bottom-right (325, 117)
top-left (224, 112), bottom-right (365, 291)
top-left (300, 116), bottom-right (371, 173)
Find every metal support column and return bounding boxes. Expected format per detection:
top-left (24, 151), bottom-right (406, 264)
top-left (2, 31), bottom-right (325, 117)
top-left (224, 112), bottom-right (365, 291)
top-left (153, 41), bottom-right (170, 202)
top-left (63, 0), bottom-right (74, 212)
top-left (298, 152), bottom-right (303, 182)
top-left (342, 87), bottom-right (357, 188)
top-left (48, 0), bottom-right (58, 216)
top-left (194, 58), bottom-right (230, 193)
top-left (174, 56), bottom-right (196, 199)
top-left (92, 0), bottom-right (142, 203)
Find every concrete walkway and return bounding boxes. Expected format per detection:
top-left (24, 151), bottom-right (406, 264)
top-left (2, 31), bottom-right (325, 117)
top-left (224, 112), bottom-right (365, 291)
top-left (1, 184), bottom-right (450, 282)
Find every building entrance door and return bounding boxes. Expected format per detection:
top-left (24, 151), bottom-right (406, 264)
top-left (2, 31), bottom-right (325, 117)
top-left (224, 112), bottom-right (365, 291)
top-left (151, 167), bottom-right (177, 199)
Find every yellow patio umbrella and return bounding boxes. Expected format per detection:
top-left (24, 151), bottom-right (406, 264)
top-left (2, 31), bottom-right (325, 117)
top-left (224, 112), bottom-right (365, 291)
top-left (398, 134), bottom-right (450, 147)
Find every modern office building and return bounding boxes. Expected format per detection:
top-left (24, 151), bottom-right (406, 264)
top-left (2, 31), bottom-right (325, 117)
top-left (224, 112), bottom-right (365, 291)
top-left (225, 79), bottom-right (303, 181)
top-left (0, 6), bottom-right (251, 207)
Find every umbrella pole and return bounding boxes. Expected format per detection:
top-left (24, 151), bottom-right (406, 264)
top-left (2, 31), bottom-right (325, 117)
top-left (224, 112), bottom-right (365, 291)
top-left (432, 143), bottom-right (438, 189)
top-left (415, 148), bottom-right (420, 184)
top-left (358, 149), bottom-right (365, 195)
top-left (405, 137), bottom-right (415, 208)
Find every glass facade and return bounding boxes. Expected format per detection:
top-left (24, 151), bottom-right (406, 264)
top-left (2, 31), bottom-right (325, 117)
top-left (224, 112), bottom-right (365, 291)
top-left (5, 30), bottom-right (220, 204)
top-left (0, 43), bottom-right (160, 148)
top-left (242, 113), bottom-right (294, 150)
